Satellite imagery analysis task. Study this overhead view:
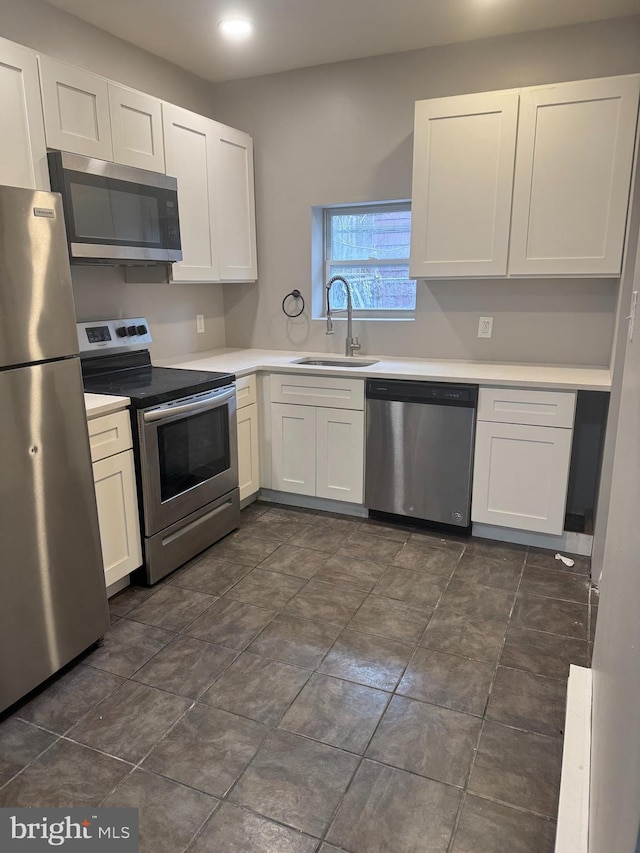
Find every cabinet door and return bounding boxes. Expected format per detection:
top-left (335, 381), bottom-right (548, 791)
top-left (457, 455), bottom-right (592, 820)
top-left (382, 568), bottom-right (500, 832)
top-left (472, 421), bottom-right (573, 534)
top-left (316, 407), bottom-right (364, 504)
top-left (271, 403), bottom-right (316, 496)
top-left (212, 123), bottom-right (257, 281)
top-left (0, 37), bottom-right (48, 189)
top-left (38, 56), bottom-right (113, 160)
top-left (410, 91), bottom-right (519, 278)
top-left (93, 450), bottom-right (142, 586)
top-left (163, 103), bottom-right (220, 282)
top-left (237, 402), bottom-right (260, 501)
top-left (509, 76), bottom-right (640, 276)
top-left (108, 83), bottom-right (164, 171)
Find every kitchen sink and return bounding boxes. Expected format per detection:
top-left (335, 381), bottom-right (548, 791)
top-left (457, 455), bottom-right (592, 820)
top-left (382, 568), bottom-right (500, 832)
top-left (292, 357), bottom-right (380, 368)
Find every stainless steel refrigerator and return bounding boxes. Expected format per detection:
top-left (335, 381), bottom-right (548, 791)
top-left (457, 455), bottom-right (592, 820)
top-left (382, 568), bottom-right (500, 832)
top-left (0, 186), bottom-right (109, 713)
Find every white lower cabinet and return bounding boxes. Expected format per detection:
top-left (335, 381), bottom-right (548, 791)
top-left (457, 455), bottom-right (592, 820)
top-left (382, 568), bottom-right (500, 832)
top-left (270, 377), bottom-right (365, 505)
top-left (237, 403), bottom-right (260, 501)
top-left (472, 387), bottom-right (576, 535)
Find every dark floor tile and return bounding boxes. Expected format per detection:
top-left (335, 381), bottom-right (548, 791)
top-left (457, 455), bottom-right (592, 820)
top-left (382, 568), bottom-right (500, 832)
top-left (454, 552), bottom-right (522, 592)
top-left (318, 629), bottom-right (413, 691)
top-left (183, 598), bottom-right (275, 650)
top-left (519, 565), bottom-right (590, 604)
top-left (373, 565), bottom-right (447, 609)
top-left (229, 729), bottom-right (358, 837)
top-left (225, 568), bottom-right (306, 609)
top-left (102, 769), bottom-right (216, 853)
top-left (191, 803), bottom-right (318, 853)
top-left (465, 538), bottom-right (527, 568)
top-left (469, 721), bottom-right (563, 817)
top-left (16, 665), bottom-right (122, 734)
top-left (108, 584), bottom-right (155, 617)
top-left (257, 544), bottom-right (328, 579)
top-left (452, 794), bottom-right (557, 853)
top-left (243, 514), bottom-right (313, 543)
top-left (248, 614), bottom-right (341, 668)
top-left (336, 530), bottom-right (403, 564)
top-left (210, 531), bottom-right (280, 567)
top-left (366, 695), bottom-right (481, 786)
top-left (264, 505), bottom-right (320, 522)
top-left (590, 606), bottom-right (598, 642)
top-left (397, 648), bottom-right (494, 715)
top-left (439, 579), bottom-right (515, 623)
top-left (289, 526), bottom-right (351, 554)
top-left (170, 557), bottom-right (252, 596)
top-left (143, 704), bottom-right (267, 798)
top-left (314, 554), bottom-right (388, 592)
top-left (348, 595), bottom-right (432, 644)
top-left (125, 585), bottom-right (216, 631)
top-left (84, 619), bottom-right (174, 678)
top-left (486, 667), bottom-right (567, 738)
top-left (588, 642), bottom-right (593, 666)
top-left (0, 739), bottom-right (131, 807)
top-left (240, 501), bottom-right (269, 523)
top-left (392, 541), bottom-right (462, 576)
top-left (69, 681), bottom-right (190, 763)
top-left (526, 547), bottom-right (590, 576)
top-left (420, 610), bottom-right (505, 664)
top-left (131, 635), bottom-right (238, 699)
top-left (285, 580), bottom-right (367, 627)
top-left (279, 673), bottom-right (388, 754)
top-left (312, 512), bottom-right (361, 532)
top-left (511, 593), bottom-right (588, 640)
top-left (0, 718), bottom-right (57, 787)
top-left (202, 652), bottom-right (310, 725)
top-left (357, 518), bottom-right (412, 542)
top-left (501, 626), bottom-right (589, 678)
top-left (326, 759), bottom-right (460, 853)
top-left (409, 529), bottom-right (467, 552)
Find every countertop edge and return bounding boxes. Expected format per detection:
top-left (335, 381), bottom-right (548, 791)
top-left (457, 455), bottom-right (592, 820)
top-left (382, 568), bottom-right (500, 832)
top-left (84, 393), bottom-right (131, 420)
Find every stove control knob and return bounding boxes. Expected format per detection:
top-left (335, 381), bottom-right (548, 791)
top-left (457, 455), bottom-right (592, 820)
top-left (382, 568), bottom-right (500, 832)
top-left (127, 325), bottom-right (137, 336)
top-left (116, 326), bottom-right (127, 338)
top-left (137, 324), bottom-right (148, 335)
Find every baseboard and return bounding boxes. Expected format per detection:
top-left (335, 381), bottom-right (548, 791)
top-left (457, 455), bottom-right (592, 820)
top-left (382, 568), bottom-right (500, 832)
top-left (472, 523), bottom-right (593, 557)
top-left (257, 489), bottom-right (368, 517)
top-left (555, 664), bottom-right (592, 853)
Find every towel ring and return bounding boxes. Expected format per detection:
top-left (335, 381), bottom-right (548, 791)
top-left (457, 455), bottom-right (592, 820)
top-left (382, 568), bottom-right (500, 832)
top-left (282, 289), bottom-right (305, 318)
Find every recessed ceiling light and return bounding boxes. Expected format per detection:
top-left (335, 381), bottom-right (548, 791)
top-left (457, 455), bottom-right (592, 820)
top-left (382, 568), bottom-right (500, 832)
top-left (219, 18), bottom-right (253, 40)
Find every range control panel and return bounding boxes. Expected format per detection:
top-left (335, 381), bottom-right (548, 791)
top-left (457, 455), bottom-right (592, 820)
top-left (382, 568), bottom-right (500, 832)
top-left (77, 318), bottom-right (153, 352)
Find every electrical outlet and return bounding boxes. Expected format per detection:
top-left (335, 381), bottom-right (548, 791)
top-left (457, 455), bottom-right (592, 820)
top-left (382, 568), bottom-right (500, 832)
top-left (196, 314), bottom-right (205, 334)
top-left (478, 316), bottom-right (493, 339)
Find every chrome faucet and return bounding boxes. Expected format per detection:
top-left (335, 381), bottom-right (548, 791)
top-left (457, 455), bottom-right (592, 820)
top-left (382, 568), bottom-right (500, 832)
top-left (325, 275), bottom-right (361, 357)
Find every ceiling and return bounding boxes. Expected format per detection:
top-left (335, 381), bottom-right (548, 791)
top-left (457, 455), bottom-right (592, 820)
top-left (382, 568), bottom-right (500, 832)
top-left (45, 0), bottom-right (640, 83)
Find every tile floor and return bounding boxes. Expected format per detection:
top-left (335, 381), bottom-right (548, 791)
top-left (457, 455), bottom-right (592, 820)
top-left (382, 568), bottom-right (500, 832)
top-left (0, 502), bottom-right (597, 853)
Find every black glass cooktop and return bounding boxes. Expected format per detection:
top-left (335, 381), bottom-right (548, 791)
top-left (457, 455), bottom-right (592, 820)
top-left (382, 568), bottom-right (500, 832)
top-left (81, 350), bottom-right (235, 409)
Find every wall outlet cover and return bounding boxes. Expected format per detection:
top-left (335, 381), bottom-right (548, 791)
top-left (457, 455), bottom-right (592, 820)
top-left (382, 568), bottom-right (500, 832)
top-left (478, 316), bottom-right (493, 338)
top-left (196, 314), bottom-right (205, 334)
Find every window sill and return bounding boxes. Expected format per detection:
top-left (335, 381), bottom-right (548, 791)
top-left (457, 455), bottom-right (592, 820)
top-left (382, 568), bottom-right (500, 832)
top-left (313, 315), bottom-right (415, 323)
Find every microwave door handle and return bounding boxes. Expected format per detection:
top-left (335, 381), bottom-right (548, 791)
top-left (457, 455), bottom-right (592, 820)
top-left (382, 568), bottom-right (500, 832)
top-left (142, 387), bottom-right (235, 423)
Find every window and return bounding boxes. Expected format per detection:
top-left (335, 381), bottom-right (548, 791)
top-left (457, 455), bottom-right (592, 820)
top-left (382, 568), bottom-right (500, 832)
top-left (323, 202), bottom-right (416, 314)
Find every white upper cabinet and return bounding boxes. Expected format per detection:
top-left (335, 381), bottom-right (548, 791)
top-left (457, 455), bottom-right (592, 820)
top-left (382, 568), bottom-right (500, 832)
top-left (38, 56), bottom-right (113, 160)
top-left (0, 37), bottom-right (48, 190)
top-left (163, 103), bottom-right (220, 282)
top-left (509, 76), bottom-right (640, 277)
top-left (212, 123), bottom-right (257, 281)
top-left (410, 91), bottom-right (519, 278)
top-left (108, 83), bottom-right (165, 171)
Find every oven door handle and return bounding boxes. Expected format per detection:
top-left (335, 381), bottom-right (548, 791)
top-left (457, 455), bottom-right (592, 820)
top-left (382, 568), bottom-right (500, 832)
top-left (142, 387), bottom-right (235, 423)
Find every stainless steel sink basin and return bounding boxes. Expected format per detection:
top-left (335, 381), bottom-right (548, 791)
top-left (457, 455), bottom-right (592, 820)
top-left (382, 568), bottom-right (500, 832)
top-left (292, 357), bottom-right (379, 368)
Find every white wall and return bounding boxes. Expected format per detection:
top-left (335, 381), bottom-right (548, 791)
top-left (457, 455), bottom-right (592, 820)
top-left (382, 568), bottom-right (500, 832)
top-left (216, 17), bottom-right (640, 365)
top-left (0, 0), bottom-right (226, 356)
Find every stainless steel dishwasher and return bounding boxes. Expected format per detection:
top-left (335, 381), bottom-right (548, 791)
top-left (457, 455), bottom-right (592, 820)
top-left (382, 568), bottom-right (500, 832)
top-left (365, 379), bottom-right (478, 530)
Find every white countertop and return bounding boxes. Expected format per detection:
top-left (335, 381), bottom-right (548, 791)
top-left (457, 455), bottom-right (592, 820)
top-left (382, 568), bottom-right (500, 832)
top-left (84, 393), bottom-right (130, 419)
top-left (157, 347), bottom-right (611, 392)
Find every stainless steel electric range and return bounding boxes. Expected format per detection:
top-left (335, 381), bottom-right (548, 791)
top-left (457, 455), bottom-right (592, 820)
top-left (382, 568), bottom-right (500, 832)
top-left (78, 318), bottom-right (240, 584)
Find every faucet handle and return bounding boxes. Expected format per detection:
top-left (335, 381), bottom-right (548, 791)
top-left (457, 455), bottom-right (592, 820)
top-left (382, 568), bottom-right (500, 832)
top-left (353, 335), bottom-right (361, 349)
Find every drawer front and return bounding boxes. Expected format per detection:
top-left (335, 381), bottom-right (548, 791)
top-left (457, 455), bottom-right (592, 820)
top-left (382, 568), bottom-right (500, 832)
top-left (236, 374), bottom-right (257, 409)
top-left (478, 387), bottom-right (576, 428)
top-left (88, 410), bottom-right (132, 462)
top-left (271, 373), bottom-right (364, 410)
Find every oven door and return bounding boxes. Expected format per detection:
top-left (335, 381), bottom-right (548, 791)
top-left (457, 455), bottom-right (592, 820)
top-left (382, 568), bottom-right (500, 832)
top-left (138, 385), bottom-right (238, 536)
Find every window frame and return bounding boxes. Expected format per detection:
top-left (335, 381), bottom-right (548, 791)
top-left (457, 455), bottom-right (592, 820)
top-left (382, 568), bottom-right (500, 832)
top-left (321, 201), bottom-right (416, 319)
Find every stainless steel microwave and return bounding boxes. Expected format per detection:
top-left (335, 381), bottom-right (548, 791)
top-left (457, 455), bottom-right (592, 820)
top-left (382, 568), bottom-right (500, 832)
top-left (48, 151), bottom-right (182, 264)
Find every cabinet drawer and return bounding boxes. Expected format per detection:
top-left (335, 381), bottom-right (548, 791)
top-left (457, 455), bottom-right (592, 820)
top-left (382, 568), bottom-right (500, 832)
top-left (478, 387), bottom-right (576, 428)
top-left (88, 410), bottom-right (132, 462)
top-left (236, 374), bottom-right (257, 409)
top-left (271, 373), bottom-right (364, 410)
